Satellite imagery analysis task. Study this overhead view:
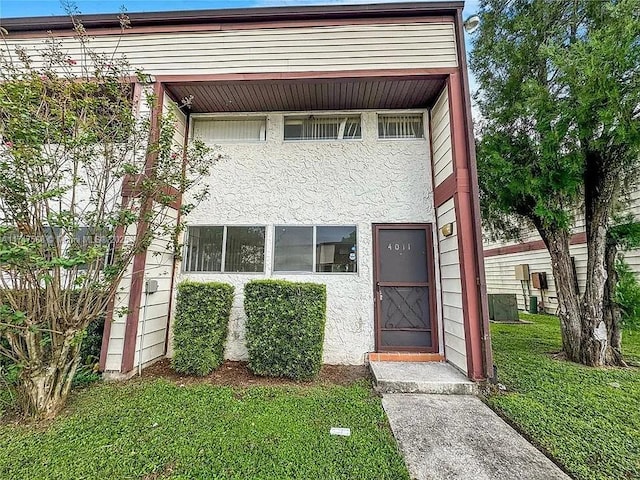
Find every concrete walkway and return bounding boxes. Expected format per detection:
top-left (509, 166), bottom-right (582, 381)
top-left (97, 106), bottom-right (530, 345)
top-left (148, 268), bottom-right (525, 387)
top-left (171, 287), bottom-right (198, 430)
top-left (382, 394), bottom-right (571, 480)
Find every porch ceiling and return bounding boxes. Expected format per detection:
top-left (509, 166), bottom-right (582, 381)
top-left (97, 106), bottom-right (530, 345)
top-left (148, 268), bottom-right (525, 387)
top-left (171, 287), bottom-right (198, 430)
top-left (164, 77), bottom-right (447, 113)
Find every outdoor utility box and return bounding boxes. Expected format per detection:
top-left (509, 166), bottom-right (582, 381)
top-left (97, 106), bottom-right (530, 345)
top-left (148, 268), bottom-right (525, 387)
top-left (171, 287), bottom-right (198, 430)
top-left (515, 264), bottom-right (530, 281)
top-left (488, 294), bottom-right (519, 321)
top-left (145, 279), bottom-right (159, 294)
top-left (531, 272), bottom-right (548, 290)
top-left (529, 296), bottom-right (538, 314)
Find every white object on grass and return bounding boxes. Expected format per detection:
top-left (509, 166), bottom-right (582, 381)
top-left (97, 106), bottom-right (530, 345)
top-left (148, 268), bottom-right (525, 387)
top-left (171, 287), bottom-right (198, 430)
top-left (330, 427), bottom-right (351, 437)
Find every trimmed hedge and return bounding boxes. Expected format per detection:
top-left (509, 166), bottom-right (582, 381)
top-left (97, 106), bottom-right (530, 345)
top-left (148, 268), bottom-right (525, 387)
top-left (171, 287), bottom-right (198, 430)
top-left (244, 280), bottom-right (327, 380)
top-left (172, 281), bottom-right (234, 376)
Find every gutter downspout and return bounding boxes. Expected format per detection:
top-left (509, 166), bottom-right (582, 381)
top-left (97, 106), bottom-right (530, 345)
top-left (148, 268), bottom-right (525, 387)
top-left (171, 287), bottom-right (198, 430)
top-left (454, 8), bottom-right (494, 380)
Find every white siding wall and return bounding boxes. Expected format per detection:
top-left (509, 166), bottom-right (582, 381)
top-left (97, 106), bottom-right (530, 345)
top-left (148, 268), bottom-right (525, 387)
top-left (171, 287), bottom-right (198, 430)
top-left (132, 97), bottom-right (186, 368)
top-left (5, 23), bottom-right (457, 76)
top-left (104, 94), bottom-right (186, 372)
top-left (429, 83), bottom-right (466, 372)
top-left (132, 207), bottom-right (178, 368)
top-left (104, 221), bottom-right (138, 372)
top-left (484, 245), bottom-right (585, 313)
top-left (175, 110), bottom-right (435, 365)
top-left (431, 87), bottom-right (453, 186)
top-left (484, 189), bottom-right (640, 312)
top-left (436, 199), bottom-right (467, 374)
top-left (104, 85), bottom-right (155, 372)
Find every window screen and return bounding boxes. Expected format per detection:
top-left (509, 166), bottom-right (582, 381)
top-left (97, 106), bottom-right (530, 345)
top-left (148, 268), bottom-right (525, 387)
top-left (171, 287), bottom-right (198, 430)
top-left (184, 226), bottom-right (224, 272)
top-left (284, 116), bottom-right (361, 140)
top-left (378, 114), bottom-right (425, 139)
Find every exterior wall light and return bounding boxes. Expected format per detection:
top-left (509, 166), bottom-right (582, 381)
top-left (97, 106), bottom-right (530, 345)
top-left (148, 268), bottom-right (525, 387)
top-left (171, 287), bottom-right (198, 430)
top-left (463, 15), bottom-right (481, 34)
top-left (440, 222), bottom-right (454, 237)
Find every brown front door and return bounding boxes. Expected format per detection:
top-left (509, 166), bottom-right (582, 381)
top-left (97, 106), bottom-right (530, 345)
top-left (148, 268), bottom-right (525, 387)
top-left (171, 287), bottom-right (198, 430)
top-left (373, 224), bottom-right (438, 352)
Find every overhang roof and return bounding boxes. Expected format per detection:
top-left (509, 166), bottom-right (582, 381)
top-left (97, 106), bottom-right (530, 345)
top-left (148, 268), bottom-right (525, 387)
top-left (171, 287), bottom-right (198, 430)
top-left (165, 76), bottom-right (447, 113)
top-left (1, 2), bottom-right (463, 33)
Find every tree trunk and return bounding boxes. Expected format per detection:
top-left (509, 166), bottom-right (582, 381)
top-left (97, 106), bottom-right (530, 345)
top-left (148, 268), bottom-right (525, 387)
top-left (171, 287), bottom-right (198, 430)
top-left (579, 223), bottom-right (610, 366)
top-left (603, 239), bottom-right (626, 366)
top-left (539, 226), bottom-right (582, 361)
top-left (16, 335), bottom-right (82, 421)
top-left (579, 151), bottom-right (624, 366)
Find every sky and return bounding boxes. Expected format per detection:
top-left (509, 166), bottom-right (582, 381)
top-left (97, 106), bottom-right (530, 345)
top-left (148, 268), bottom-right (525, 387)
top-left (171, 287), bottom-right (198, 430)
top-left (0, 0), bottom-right (480, 20)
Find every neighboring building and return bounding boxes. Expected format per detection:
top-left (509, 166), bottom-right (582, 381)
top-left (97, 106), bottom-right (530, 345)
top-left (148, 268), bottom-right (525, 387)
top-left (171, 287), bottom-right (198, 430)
top-left (483, 190), bottom-right (640, 313)
top-left (1, 2), bottom-right (493, 381)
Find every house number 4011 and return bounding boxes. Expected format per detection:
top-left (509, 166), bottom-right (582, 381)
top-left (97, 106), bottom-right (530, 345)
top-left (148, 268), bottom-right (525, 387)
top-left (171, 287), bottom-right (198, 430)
top-left (387, 243), bottom-right (411, 251)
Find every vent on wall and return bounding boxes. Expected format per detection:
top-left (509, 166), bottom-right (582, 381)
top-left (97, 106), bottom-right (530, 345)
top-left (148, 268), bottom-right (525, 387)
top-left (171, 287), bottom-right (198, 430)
top-left (192, 117), bottom-right (267, 142)
top-left (378, 113), bottom-right (425, 139)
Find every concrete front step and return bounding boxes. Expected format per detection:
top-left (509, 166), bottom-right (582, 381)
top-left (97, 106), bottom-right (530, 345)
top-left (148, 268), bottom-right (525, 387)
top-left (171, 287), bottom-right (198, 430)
top-left (370, 361), bottom-right (476, 395)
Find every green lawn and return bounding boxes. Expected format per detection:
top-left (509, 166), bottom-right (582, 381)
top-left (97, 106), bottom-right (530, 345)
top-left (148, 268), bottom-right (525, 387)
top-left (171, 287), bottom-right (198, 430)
top-left (0, 380), bottom-right (409, 480)
top-left (489, 313), bottom-right (640, 480)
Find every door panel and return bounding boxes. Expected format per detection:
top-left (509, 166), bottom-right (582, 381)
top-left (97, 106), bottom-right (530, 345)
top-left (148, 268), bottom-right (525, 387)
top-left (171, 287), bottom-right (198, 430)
top-left (380, 286), bottom-right (430, 329)
top-left (378, 229), bottom-right (428, 283)
top-left (374, 224), bottom-right (438, 352)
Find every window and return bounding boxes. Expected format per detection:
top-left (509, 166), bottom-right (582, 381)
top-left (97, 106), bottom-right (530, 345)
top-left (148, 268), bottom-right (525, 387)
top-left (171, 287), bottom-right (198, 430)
top-left (184, 226), bottom-right (265, 272)
top-left (224, 226), bottom-right (266, 272)
top-left (273, 226), bottom-right (313, 272)
top-left (315, 226), bottom-right (358, 273)
top-left (68, 227), bottom-right (114, 270)
top-left (273, 225), bottom-right (357, 273)
top-left (5, 226), bottom-right (114, 268)
top-left (378, 114), bottom-right (425, 139)
top-left (284, 116), bottom-right (361, 141)
top-left (191, 117), bottom-right (266, 142)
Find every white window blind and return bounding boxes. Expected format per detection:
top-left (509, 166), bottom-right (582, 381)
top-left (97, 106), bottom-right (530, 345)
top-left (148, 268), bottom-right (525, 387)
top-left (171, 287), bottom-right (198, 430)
top-left (284, 116), bottom-right (361, 140)
top-left (192, 118), bottom-right (266, 142)
top-left (378, 114), bottom-right (425, 139)
top-left (184, 226), bottom-right (265, 272)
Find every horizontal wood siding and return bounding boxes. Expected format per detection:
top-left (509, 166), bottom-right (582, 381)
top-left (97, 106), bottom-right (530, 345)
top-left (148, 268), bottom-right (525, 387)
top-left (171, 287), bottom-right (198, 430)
top-left (165, 93), bottom-right (187, 150)
top-left (484, 189), bottom-right (640, 313)
top-left (132, 102), bottom-right (184, 369)
top-left (133, 205), bottom-right (179, 368)
top-left (484, 245), bottom-right (587, 313)
top-left (5, 23), bottom-right (457, 75)
top-left (437, 198), bottom-right (467, 374)
top-left (430, 86), bottom-right (453, 186)
top-left (104, 224), bottom-right (137, 371)
top-left (104, 97), bottom-right (184, 372)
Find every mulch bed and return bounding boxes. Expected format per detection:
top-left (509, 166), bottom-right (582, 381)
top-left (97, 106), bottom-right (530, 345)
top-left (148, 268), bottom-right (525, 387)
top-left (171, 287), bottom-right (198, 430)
top-left (141, 359), bottom-right (371, 388)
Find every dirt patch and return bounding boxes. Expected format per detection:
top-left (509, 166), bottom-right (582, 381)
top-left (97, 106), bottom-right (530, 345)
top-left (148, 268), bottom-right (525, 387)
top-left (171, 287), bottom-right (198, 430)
top-left (141, 359), bottom-right (371, 388)
top-left (142, 462), bottom-right (175, 480)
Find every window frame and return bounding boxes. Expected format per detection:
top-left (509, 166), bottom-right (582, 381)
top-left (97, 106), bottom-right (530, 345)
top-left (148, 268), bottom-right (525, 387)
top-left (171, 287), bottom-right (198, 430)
top-left (183, 224), bottom-right (267, 274)
top-left (189, 114), bottom-right (268, 144)
top-left (376, 111), bottom-right (428, 141)
top-left (272, 224), bottom-right (358, 275)
top-left (283, 114), bottom-right (363, 142)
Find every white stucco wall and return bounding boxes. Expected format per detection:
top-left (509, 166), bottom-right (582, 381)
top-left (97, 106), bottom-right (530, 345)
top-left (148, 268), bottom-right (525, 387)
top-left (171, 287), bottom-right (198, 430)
top-left (175, 110), bottom-right (435, 364)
